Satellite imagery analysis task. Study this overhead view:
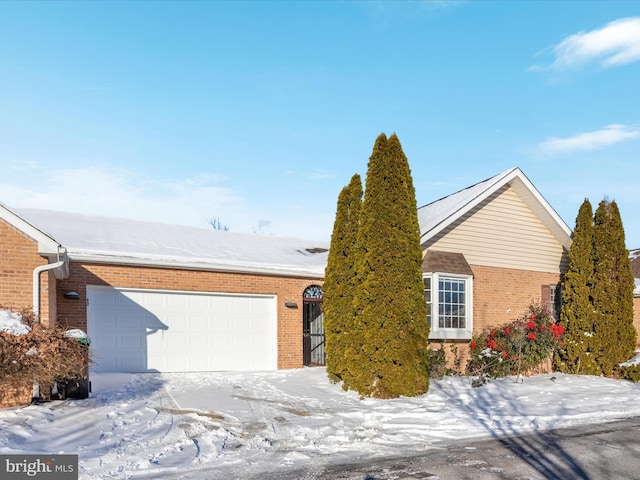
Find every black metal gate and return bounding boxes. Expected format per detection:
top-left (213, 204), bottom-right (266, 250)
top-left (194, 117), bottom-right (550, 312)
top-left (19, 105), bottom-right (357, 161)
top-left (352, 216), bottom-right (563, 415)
top-left (302, 285), bottom-right (325, 366)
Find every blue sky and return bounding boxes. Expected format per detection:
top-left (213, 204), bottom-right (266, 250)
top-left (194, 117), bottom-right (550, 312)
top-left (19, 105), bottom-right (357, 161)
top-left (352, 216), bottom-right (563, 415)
top-left (1, 1), bottom-right (639, 247)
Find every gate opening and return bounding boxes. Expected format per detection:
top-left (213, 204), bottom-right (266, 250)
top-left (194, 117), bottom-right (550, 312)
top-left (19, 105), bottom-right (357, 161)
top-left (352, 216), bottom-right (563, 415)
top-left (302, 285), bottom-right (325, 366)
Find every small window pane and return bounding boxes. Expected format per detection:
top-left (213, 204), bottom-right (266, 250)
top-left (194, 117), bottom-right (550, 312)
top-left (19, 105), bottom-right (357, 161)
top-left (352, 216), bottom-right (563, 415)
top-left (423, 276), bottom-right (432, 326)
top-left (437, 277), bottom-right (466, 331)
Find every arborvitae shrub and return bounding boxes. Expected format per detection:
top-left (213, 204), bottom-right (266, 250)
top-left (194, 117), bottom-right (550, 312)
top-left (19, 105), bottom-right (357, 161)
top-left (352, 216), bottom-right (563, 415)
top-left (348, 133), bottom-right (430, 399)
top-left (618, 363), bottom-right (640, 382)
top-left (557, 198), bottom-right (637, 376)
top-left (592, 200), bottom-right (637, 375)
top-left (324, 174), bottom-right (363, 384)
top-left (556, 199), bottom-right (599, 374)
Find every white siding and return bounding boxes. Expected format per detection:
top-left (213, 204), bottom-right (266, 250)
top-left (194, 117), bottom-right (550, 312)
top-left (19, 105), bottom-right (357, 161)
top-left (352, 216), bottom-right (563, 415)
top-left (424, 185), bottom-right (568, 273)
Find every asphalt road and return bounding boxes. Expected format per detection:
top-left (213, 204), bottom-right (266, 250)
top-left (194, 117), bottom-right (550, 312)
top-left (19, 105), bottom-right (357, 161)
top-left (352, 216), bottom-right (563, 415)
top-left (260, 416), bottom-right (640, 480)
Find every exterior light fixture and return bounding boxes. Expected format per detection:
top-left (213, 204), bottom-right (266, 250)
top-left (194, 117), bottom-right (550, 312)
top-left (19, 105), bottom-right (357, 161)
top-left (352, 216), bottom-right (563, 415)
top-left (64, 291), bottom-right (81, 300)
top-left (284, 302), bottom-right (298, 308)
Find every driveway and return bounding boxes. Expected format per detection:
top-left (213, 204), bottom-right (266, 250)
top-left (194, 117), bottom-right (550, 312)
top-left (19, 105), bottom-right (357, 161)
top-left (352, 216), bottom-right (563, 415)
top-left (257, 416), bottom-right (640, 480)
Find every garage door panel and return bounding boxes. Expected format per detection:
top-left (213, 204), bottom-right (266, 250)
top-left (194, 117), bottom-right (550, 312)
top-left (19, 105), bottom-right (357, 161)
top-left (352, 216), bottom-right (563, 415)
top-left (88, 286), bottom-right (277, 373)
top-left (188, 316), bottom-right (209, 330)
top-left (119, 334), bottom-right (145, 349)
top-left (163, 334), bottom-right (189, 350)
top-left (188, 335), bottom-right (210, 350)
top-left (119, 314), bottom-right (144, 328)
top-left (93, 312), bottom-right (117, 328)
top-left (188, 296), bottom-right (209, 309)
top-left (92, 290), bottom-right (119, 306)
top-left (211, 336), bottom-right (231, 349)
top-left (120, 356), bottom-right (147, 372)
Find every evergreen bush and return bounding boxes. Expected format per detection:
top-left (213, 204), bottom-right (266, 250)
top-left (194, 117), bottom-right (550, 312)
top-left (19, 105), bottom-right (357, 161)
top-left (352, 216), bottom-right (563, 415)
top-left (346, 133), bottom-right (430, 398)
top-left (324, 174), bottom-right (363, 384)
top-left (618, 363), bottom-right (640, 383)
top-left (427, 343), bottom-right (457, 379)
top-left (556, 200), bottom-right (599, 374)
top-left (591, 200), bottom-right (637, 376)
top-left (556, 198), bottom-right (637, 377)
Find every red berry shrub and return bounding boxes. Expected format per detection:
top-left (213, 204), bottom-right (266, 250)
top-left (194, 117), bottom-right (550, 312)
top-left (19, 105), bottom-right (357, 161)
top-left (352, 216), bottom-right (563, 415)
top-left (467, 303), bottom-right (564, 379)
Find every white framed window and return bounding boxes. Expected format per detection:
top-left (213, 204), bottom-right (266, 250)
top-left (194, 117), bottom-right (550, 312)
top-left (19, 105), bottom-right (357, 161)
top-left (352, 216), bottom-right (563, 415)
top-left (423, 273), bottom-right (473, 340)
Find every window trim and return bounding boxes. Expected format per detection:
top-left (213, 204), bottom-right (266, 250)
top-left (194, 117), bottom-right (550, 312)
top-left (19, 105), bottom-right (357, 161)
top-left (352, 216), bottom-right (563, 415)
top-left (424, 272), bottom-right (473, 340)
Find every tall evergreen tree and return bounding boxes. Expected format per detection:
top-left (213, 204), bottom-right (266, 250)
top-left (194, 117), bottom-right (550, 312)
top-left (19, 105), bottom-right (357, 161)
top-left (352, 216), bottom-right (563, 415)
top-left (348, 133), bottom-right (430, 398)
top-left (324, 174), bottom-right (363, 384)
top-left (557, 199), bottom-right (599, 374)
top-left (592, 200), bottom-right (637, 375)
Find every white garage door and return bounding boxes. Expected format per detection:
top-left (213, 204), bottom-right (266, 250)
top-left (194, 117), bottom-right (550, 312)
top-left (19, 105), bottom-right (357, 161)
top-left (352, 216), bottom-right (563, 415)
top-left (87, 286), bottom-right (277, 373)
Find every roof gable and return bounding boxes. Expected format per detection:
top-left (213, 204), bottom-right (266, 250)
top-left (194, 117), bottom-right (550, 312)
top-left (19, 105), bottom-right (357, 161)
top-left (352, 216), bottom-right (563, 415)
top-left (0, 202), bottom-right (63, 255)
top-left (418, 167), bottom-right (572, 251)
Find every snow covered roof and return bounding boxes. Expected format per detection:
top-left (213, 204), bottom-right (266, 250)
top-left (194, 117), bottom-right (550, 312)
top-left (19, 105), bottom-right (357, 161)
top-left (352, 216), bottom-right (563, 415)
top-left (0, 201), bottom-right (63, 255)
top-left (3, 167), bottom-right (571, 279)
top-left (11, 208), bottom-right (328, 278)
top-left (418, 167), bottom-right (573, 250)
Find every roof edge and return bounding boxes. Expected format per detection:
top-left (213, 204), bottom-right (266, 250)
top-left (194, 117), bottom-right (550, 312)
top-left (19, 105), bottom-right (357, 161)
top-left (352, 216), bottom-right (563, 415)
top-left (420, 167), bottom-right (572, 250)
top-left (512, 168), bottom-right (573, 245)
top-left (420, 167), bottom-right (519, 241)
top-left (0, 201), bottom-right (64, 254)
top-left (67, 253), bottom-right (325, 279)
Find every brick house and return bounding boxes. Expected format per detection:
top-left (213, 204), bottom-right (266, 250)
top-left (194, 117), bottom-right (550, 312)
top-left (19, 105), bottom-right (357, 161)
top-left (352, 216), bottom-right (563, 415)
top-left (419, 167), bottom-right (573, 364)
top-left (11, 166), bottom-right (640, 383)
top-left (0, 205), bottom-right (328, 380)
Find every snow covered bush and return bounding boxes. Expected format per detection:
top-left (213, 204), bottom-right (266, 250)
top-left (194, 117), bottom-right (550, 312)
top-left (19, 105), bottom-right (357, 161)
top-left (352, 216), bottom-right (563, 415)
top-left (466, 303), bottom-right (564, 380)
top-left (0, 307), bottom-right (89, 387)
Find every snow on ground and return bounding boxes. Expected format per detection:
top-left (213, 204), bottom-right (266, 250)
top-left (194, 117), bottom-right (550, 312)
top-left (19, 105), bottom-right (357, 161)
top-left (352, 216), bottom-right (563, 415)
top-left (0, 309), bottom-right (30, 335)
top-left (1, 368), bottom-right (640, 479)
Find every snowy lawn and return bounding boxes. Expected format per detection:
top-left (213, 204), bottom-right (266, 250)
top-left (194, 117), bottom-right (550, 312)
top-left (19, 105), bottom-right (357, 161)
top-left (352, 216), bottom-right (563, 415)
top-left (1, 367), bottom-right (640, 479)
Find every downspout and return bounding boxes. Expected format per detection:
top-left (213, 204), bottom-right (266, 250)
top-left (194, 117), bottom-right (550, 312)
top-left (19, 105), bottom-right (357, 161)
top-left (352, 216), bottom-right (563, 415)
top-left (32, 247), bottom-right (66, 322)
top-left (31, 247), bottom-right (66, 403)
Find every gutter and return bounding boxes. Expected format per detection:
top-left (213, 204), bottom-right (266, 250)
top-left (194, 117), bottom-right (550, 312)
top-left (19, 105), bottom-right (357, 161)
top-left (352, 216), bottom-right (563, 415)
top-left (67, 252), bottom-right (326, 279)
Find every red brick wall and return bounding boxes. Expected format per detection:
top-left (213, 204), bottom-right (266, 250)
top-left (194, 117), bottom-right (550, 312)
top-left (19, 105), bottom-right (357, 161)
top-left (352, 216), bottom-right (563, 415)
top-left (429, 264), bottom-right (562, 372)
top-left (56, 262), bottom-right (323, 369)
top-left (0, 218), bottom-right (53, 324)
top-left (472, 264), bottom-right (561, 332)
